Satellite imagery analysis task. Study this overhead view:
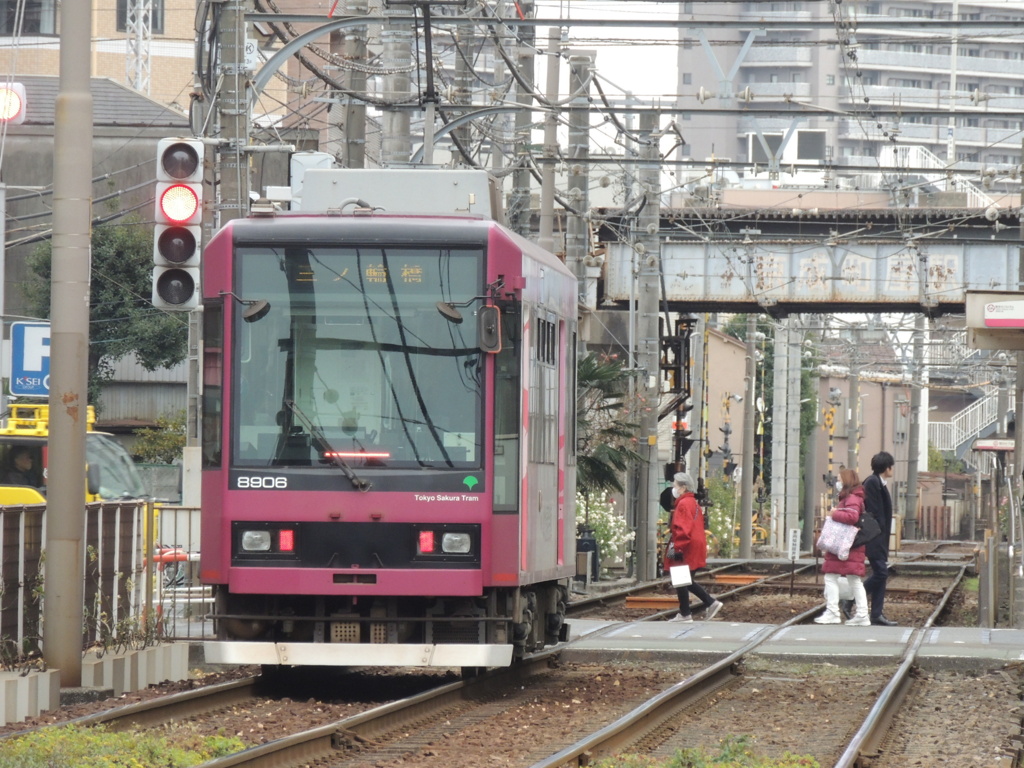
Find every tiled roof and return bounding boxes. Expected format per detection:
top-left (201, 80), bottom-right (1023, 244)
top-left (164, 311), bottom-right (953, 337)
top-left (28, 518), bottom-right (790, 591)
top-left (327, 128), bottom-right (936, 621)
top-left (6, 75), bottom-right (188, 129)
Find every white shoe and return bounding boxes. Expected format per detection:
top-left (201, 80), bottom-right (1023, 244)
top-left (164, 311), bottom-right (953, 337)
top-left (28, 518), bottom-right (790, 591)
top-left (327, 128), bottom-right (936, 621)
top-left (669, 614), bottom-right (693, 622)
top-left (814, 612), bottom-right (842, 624)
top-left (846, 615), bottom-right (871, 627)
top-left (704, 601), bottom-right (723, 621)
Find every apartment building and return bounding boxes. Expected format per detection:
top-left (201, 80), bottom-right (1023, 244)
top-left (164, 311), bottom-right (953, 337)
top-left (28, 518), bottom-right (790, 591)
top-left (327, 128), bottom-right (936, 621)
top-left (675, 1), bottom-right (1024, 183)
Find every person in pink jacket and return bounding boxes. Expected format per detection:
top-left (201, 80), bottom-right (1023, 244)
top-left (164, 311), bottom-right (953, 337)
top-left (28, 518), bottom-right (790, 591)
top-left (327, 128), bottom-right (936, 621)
top-left (815, 467), bottom-right (871, 626)
top-left (663, 472), bottom-right (723, 622)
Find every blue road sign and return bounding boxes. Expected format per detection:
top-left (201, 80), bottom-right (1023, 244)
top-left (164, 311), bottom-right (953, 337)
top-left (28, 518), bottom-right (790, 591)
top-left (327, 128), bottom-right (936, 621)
top-left (10, 322), bottom-right (50, 396)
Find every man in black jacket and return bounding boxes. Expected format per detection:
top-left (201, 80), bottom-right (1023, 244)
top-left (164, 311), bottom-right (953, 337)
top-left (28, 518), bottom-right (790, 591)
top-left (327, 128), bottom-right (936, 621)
top-left (862, 451), bottom-right (896, 626)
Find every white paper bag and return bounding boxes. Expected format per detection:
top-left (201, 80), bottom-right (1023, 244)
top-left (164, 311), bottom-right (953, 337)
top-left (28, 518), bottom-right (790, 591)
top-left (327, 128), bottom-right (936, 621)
top-left (837, 577), bottom-right (854, 600)
top-left (670, 564), bottom-right (692, 587)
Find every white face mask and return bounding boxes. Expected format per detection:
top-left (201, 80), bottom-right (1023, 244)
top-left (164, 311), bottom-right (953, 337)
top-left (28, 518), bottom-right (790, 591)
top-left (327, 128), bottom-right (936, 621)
top-left (672, 486), bottom-right (681, 498)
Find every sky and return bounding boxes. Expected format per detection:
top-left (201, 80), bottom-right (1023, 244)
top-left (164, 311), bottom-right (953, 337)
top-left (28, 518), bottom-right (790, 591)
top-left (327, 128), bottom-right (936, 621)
top-left (530, 1), bottom-right (683, 100)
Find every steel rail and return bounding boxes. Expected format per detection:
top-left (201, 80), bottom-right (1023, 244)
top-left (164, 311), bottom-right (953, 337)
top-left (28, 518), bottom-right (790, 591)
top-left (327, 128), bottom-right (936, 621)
top-left (192, 652), bottom-right (558, 768)
top-left (530, 567), bottom-right (966, 767)
top-left (526, 604), bottom-right (821, 768)
top-left (0, 677), bottom-right (261, 739)
top-left (645, 563), bottom-right (819, 620)
top-left (832, 565), bottom-right (967, 768)
top-left (566, 562), bottom-right (747, 615)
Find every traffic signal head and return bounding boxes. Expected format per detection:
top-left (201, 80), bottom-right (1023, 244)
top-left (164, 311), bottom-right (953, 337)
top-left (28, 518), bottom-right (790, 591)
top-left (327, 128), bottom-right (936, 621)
top-left (153, 138), bottom-right (204, 310)
top-left (0, 82), bottom-right (25, 125)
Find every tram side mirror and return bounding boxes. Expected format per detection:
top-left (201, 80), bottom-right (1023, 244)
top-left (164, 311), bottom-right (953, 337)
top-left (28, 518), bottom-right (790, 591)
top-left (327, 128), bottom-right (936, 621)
top-left (478, 305), bottom-right (501, 353)
top-left (436, 301), bottom-right (463, 324)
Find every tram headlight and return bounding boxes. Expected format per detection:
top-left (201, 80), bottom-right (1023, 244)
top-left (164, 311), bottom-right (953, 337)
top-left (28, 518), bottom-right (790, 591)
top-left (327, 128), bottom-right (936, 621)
top-left (241, 530), bottom-right (272, 551)
top-left (441, 532), bottom-right (472, 554)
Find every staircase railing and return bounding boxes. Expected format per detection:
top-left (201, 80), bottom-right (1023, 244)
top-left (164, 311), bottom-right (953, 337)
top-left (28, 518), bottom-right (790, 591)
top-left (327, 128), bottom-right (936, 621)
top-left (929, 390), bottom-right (1016, 459)
top-left (877, 145), bottom-right (995, 209)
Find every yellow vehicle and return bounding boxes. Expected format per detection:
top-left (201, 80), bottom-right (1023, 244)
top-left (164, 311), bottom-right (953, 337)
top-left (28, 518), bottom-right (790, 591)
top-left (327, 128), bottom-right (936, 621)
top-left (0, 402), bottom-right (149, 504)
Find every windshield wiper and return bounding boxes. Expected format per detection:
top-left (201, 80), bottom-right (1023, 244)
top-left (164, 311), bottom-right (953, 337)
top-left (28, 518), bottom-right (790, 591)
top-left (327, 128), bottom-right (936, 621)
top-left (283, 400), bottom-right (371, 491)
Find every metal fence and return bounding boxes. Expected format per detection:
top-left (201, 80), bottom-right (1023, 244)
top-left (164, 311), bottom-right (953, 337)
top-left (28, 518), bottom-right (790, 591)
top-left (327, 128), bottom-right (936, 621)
top-left (0, 501), bottom-right (210, 665)
top-left (153, 505), bottom-right (211, 641)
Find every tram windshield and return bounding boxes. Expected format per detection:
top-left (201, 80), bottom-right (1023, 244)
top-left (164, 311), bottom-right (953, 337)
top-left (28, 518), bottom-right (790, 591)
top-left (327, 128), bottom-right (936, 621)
top-left (231, 244), bottom-right (485, 470)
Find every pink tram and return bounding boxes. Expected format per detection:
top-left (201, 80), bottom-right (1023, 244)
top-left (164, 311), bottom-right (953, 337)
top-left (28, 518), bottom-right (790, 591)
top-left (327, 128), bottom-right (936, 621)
top-left (199, 171), bottom-right (578, 669)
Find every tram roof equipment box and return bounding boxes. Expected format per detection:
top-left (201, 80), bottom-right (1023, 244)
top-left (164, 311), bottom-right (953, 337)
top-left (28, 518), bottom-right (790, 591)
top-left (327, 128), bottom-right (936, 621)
top-left (298, 169), bottom-right (501, 221)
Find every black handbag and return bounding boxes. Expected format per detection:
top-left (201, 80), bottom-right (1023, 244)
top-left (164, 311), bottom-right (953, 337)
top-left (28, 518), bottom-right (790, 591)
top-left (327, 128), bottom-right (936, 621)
top-left (853, 511), bottom-right (882, 548)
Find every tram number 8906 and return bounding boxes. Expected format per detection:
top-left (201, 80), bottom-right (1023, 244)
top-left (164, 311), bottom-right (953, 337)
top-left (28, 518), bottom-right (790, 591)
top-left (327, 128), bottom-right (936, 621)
top-left (236, 476), bottom-right (289, 489)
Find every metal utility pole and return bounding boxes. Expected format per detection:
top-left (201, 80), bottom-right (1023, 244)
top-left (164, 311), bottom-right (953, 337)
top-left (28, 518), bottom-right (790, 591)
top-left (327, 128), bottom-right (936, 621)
top-left (636, 109), bottom-right (662, 581)
top-left (45, 0), bottom-right (92, 686)
top-left (126, 0), bottom-right (152, 94)
top-left (738, 314), bottom-right (756, 558)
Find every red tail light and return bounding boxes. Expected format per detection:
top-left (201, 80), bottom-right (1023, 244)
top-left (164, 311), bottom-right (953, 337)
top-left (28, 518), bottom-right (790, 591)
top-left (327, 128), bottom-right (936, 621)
top-left (279, 529), bottom-right (295, 552)
top-left (418, 530), bottom-right (435, 553)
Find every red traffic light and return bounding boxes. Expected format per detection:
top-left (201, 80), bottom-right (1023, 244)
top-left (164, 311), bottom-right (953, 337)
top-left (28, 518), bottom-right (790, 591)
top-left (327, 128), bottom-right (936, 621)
top-left (0, 82), bottom-right (25, 124)
top-left (159, 183), bottom-right (199, 224)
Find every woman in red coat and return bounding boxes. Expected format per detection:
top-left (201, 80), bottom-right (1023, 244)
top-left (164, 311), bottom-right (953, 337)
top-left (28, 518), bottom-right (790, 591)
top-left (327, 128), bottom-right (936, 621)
top-left (814, 467), bottom-right (871, 626)
top-left (664, 472), bottom-right (723, 622)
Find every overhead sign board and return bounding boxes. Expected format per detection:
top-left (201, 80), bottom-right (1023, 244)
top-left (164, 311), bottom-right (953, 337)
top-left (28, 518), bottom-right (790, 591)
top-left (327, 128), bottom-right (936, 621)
top-left (965, 291), bottom-right (1024, 351)
top-left (973, 438), bottom-right (1015, 452)
top-left (9, 322), bottom-right (50, 397)
top-left (981, 300), bottom-right (1024, 328)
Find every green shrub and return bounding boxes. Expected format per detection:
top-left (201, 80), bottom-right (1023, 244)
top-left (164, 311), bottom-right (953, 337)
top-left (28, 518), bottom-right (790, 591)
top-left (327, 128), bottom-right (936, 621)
top-left (0, 723), bottom-right (246, 768)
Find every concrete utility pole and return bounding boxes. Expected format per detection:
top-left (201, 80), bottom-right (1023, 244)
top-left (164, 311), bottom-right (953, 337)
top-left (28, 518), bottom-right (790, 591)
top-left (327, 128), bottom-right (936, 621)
top-left (903, 313), bottom-right (925, 539)
top-left (45, 0), bottom-right (92, 686)
top-left (738, 314), bottom-right (756, 558)
top-left (787, 319), bottom-right (806, 549)
top-left (381, 5), bottom-right (414, 165)
top-left (329, 0), bottom-right (368, 168)
top-left (218, 0), bottom-right (252, 221)
top-left (770, 321), bottom-right (789, 550)
top-left (508, 0), bottom-right (535, 236)
top-left (636, 109), bottom-right (662, 581)
top-left (847, 366), bottom-right (860, 473)
top-left (452, 1), bottom-right (474, 161)
top-left (565, 50), bottom-right (593, 282)
top-left (537, 29), bottom-right (560, 253)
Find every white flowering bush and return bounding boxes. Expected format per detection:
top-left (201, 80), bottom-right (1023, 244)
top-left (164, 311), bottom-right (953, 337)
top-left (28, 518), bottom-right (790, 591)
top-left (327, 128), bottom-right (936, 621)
top-left (577, 491), bottom-right (635, 567)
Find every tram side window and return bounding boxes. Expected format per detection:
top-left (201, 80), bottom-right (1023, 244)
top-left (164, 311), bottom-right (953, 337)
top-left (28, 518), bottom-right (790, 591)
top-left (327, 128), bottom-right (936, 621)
top-left (529, 316), bottom-right (557, 465)
top-left (202, 305), bottom-right (223, 468)
top-left (493, 303), bottom-right (521, 511)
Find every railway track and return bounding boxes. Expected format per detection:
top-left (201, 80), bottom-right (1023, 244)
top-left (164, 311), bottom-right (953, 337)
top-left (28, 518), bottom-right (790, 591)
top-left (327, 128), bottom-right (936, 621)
top-left (6, 563), bottom-right (1010, 767)
top-left (536, 564), bottom-right (1022, 768)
